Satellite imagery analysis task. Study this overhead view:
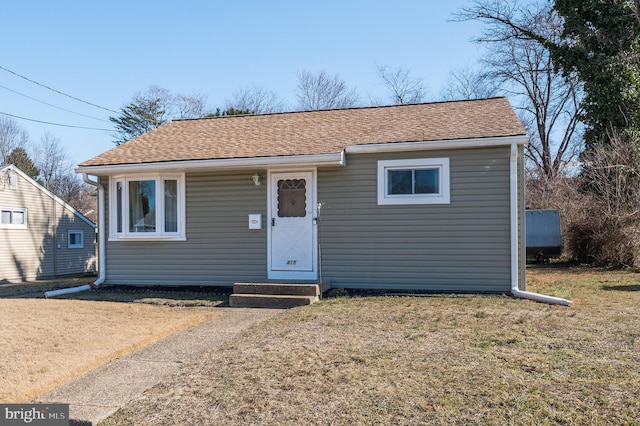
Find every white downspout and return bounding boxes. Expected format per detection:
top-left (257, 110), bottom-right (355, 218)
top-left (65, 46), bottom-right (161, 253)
top-left (45, 174), bottom-right (105, 298)
top-left (509, 144), bottom-right (571, 306)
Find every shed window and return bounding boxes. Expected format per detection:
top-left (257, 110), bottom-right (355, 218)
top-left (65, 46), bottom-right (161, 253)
top-left (68, 230), bottom-right (84, 249)
top-left (377, 158), bottom-right (450, 205)
top-left (109, 174), bottom-right (185, 240)
top-left (0, 207), bottom-right (27, 229)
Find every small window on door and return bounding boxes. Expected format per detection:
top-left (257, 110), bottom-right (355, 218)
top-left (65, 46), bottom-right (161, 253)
top-left (277, 179), bottom-right (306, 217)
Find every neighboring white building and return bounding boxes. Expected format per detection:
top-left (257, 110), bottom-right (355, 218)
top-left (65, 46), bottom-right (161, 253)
top-left (0, 164), bottom-right (96, 283)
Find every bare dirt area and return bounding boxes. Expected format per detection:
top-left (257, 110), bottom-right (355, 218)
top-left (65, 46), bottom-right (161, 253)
top-left (0, 284), bottom-right (224, 403)
top-left (102, 264), bottom-right (640, 425)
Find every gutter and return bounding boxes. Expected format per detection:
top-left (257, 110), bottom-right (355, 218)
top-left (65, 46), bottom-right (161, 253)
top-left (345, 135), bottom-right (529, 154)
top-left (45, 174), bottom-right (105, 298)
top-left (74, 152), bottom-right (346, 176)
top-left (509, 144), bottom-right (571, 306)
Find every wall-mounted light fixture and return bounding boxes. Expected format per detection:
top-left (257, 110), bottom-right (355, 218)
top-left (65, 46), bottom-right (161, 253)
top-left (252, 172), bottom-right (261, 186)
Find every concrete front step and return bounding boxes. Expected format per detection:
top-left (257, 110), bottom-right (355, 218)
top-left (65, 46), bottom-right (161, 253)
top-left (229, 293), bottom-right (318, 309)
top-left (234, 282), bottom-right (320, 297)
top-left (229, 282), bottom-right (329, 309)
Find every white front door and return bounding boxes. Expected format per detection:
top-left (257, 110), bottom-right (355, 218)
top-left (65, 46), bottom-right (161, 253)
top-left (268, 171), bottom-right (317, 280)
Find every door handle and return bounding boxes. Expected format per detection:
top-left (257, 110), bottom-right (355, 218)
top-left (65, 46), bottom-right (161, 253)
top-left (272, 218), bottom-right (275, 227)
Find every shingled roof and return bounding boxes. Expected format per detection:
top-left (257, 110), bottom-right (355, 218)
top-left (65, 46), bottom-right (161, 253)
top-left (80, 97), bottom-right (525, 168)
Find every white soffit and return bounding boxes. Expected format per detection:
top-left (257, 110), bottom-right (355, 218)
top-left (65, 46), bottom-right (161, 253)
top-left (75, 152), bottom-right (346, 175)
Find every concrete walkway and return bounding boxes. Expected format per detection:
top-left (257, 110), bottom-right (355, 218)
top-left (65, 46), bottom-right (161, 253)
top-left (36, 307), bottom-right (282, 426)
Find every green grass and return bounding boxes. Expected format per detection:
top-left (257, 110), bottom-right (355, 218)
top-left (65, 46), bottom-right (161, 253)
top-left (97, 264), bottom-right (640, 425)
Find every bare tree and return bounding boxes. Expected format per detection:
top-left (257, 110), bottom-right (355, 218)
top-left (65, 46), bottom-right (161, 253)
top-left (142, 85), bottom-right (175, 118)
top-left (175, 93), bottom-right (212, 119)
top-left (581, 131), bottom-right (640, 224)
top-left (0, 115), bottom-right (29, 164)
top-left (296, 70), bottom-right (360, 110)
top-left (72, 183), bottom-right (98, 223)
top-left (32, 132), bottom-right (96, 216)
top-left (376, 65), bottom-right (427, 104)
top-left (56, 173), bottom-right (97, 217)
top-left (226, 85), bottom-right (284, 114)
top-left (439, 65), bottom-right (498, 101)
top-left (35, 132), bottom-right (73, 194)
top-left (458, 0), bottom-right (583, 183)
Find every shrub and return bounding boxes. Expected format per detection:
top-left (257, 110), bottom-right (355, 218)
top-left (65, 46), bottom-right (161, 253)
top-left (528, 130), bottom-right (640, 270)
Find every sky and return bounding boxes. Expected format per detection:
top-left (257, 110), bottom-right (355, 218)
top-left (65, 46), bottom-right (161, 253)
top-left (1, 1), bottom-right (486, 168)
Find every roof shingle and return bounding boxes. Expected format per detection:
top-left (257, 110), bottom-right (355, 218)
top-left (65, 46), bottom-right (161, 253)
top-left (80, 97), bottom-right (526, 167)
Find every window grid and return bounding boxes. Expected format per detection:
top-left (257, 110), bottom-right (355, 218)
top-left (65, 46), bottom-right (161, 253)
top-left (0, 207), bottom-right (27, 228)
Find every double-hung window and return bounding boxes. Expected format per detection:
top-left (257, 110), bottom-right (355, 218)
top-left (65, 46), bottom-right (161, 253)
top-left (0, 207), bottom-right (27, 229)
top-left (377, 158), bottom-right (450, 205)
top-left (109, 174), bottom-right (185, 240)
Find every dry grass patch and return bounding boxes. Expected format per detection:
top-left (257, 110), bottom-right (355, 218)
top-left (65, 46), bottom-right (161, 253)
top-left (0, 276), bottom-right (93, 297)
top-left (104, 265), bottom-right (640, 425)
top-left (0, 298), bottom-right (218, 403)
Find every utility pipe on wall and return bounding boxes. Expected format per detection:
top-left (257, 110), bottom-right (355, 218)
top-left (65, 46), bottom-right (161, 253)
top-left (45, 174), bottom-right (105, 298)
top-left (509, 143), bottom-right (571, 306)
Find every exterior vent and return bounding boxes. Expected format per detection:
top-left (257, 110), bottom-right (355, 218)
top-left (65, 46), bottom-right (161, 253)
top-left (8, 174), bottom-right (18, 190)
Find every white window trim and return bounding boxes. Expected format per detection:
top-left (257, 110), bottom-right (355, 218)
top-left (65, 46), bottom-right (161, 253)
top-left (68, 230), bottom-right (84, 249)
top-left (377, 158), bottom-right (450, 205)
top-left (109, 174), bottom-right (186, 241)
top-left (0, 207), bottom-right (28, 229)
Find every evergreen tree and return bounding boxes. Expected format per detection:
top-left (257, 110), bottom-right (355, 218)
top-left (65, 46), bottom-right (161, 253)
top-left (551, 0), bottom-right (640, 146)
top-left (109, 86), bottom-right (172, 145)
top-left (6, 147), bottom-right (40, 181)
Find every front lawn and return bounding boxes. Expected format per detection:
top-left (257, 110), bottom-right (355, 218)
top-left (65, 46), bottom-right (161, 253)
top-left (0, 286), bottom-right (221, 403)
top-left (103, 264), bottom-right (640, 425)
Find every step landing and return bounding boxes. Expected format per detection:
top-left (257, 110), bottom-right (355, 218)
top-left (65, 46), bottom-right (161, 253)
top-left (229, 282), bottom-right (329, 309)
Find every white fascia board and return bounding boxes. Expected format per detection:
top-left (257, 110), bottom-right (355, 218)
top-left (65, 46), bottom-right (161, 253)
top-left (74, 152), bottom-right (346, 176)
top-left (345, 135), bottom-right (529, 154)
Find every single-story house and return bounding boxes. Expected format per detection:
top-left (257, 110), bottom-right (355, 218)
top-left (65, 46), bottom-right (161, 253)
top-left (75, 97), bottom-right (569, 305)
top-left (0, 164), bottom-right (97, 282)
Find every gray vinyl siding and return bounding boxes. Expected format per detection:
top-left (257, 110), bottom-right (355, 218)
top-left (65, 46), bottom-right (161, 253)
top-left (54, 212), bottom-right (97, 276)
top-left (317, 146), bottom-right (513, 292)
top-left (102, 145), bottom-right (520, 292)
top-left (103, 171), bottom-right (268, 286)
top-left (0, 170), bottom-right (96, 282)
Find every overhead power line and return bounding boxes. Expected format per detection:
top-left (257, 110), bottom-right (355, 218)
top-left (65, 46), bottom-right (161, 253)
top-left (0, 111), bottom-right (112, 131)
top-left (0, 64), bottom-right (119, 114)
top-left (0, 84), bottom-right (111, 122)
